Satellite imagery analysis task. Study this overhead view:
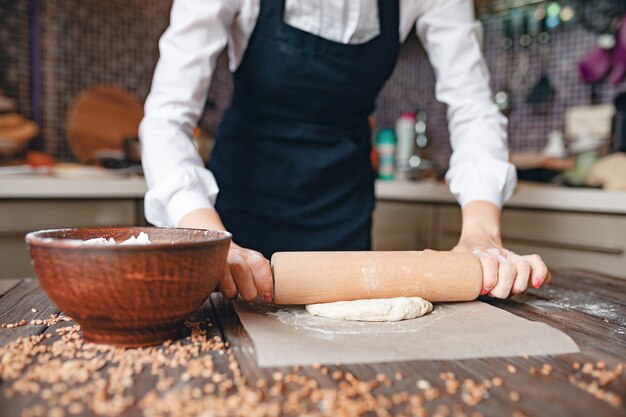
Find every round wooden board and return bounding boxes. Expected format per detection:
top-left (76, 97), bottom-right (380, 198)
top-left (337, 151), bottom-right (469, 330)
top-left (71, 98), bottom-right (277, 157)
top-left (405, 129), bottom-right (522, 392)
top-left (66, 85), bottom-right (143, 163)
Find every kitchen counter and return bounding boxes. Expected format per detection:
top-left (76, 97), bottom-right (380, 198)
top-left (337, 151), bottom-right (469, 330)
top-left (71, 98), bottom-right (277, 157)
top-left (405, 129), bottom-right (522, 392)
top-left (373, 180), bottom-right (626, 279)
top-left (3, 172), bottom-right (626, 214)
top-left (376, 180), bottom-right (626, 215)
top-left (0, 270), bottom-right (624, 416)
top-left (0, 171), bottom-right (147, 198)
top-left (0, 171), bottom-right (148, 278)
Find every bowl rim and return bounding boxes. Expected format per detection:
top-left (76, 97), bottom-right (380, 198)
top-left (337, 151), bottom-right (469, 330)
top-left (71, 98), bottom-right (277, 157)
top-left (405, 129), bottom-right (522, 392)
top-left (25, 226), bottom-right (232, 251)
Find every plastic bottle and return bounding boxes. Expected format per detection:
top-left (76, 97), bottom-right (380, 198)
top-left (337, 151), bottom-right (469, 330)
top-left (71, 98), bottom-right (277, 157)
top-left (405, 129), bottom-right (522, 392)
top-left (376, 129), bottom-right (396, 180)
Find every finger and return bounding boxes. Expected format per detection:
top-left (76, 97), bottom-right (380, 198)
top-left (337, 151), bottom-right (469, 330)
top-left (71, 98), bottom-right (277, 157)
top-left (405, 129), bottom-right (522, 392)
top-left (544, 271), bottom-right (552, 284)
top-left (505, 251), bottom-right (531, 295)
top-left (219, 261), bottom-right (238, 299)
top-left (247, 252), bottom-right (274, 302)
top-left (489, 256), bottom-right (517, 299)
top-left (522, 254), bottom-right (549, 288)
top-left (229, 253), bottom-right (258, 301)
top-left (474, 250), bottom-right (499, 295)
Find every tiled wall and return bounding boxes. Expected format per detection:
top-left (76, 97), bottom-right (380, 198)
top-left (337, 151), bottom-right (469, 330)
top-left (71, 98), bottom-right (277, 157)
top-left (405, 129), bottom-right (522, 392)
top-left (38, 0), bottom-right (171, 158)
top-left (1, 1), bottom-right (624, 167)
top-left (376, 13), bottom-right (625, 167)
top-left (0, 1), bottom-right (31, 119)
top-left (481, 14), bottom-right (623, 154)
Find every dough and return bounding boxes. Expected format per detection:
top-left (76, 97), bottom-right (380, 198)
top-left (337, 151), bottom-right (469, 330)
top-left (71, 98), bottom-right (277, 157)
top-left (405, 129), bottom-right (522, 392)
top-left (305, 297), bottom-right (433, 322)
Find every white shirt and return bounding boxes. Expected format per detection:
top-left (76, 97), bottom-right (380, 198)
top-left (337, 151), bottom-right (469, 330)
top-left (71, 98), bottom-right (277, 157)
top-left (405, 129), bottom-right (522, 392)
top-left (140, 0), bottom-right (517, 227)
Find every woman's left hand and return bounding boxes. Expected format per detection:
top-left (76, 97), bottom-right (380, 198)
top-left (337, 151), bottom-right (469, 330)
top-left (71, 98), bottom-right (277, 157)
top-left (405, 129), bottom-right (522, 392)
top-left (453, 239), bottom-right (549, 298)
top-left (451, 201), bottom-right (550, 299)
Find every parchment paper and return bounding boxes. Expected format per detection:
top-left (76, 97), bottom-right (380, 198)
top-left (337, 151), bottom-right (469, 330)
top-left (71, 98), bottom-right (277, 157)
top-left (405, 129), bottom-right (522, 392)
top-left (233, 301), bottom-right (579, 367)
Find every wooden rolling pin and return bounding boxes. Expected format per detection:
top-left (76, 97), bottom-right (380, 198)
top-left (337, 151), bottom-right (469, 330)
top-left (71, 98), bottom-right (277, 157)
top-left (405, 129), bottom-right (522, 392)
top-left (271, 251), bottom-right (483, 305)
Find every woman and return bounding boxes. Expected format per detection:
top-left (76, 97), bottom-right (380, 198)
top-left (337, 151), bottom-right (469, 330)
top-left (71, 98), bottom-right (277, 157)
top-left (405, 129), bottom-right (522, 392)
top-left (140, 0), bottom-right (549, 303)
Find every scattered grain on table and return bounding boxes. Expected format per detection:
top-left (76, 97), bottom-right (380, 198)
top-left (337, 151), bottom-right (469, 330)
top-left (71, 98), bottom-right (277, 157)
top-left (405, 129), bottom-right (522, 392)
top-left (567, 362), bottom-right (624, 408)
top-left (2, 311), bottom-right (625, 416)
top-left (540, 364), bottom-right (554, 376)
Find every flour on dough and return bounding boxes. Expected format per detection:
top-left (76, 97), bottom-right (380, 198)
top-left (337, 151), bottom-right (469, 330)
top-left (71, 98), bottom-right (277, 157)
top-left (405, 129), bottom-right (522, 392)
top-left (305, 297), bottom-right (433, 322)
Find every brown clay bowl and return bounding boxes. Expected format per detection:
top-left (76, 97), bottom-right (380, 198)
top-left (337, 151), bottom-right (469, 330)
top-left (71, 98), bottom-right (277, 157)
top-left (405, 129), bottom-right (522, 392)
top-left (25, 227), bottom-right (231, 347)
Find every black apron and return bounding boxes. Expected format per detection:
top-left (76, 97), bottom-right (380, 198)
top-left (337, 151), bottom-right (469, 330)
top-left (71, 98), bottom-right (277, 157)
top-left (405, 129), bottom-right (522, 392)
top-left (210, 0), bottom-right (400, 259)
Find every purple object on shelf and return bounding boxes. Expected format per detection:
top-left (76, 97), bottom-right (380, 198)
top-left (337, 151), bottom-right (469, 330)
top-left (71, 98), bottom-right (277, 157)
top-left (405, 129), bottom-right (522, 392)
top-left (609, 18), bottom-right (626, 85)
top-left (579, 45), bottom-right (613, 84)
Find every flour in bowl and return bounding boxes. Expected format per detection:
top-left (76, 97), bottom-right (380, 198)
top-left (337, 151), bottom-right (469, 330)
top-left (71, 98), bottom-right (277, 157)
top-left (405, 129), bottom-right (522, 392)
top-left (82, 232), bottom-right (151, 245)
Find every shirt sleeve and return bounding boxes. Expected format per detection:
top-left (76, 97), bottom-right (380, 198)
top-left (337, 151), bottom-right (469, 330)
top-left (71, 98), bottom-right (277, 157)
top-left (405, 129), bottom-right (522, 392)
top-left (139, 0), bottom-right (237, 227)
top-left (416, 0), bottom-right (517, 208)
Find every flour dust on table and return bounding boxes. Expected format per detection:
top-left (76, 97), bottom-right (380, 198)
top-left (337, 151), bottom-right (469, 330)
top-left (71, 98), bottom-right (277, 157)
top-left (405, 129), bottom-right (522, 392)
top-left (305, 297), bottom-right (433, 322)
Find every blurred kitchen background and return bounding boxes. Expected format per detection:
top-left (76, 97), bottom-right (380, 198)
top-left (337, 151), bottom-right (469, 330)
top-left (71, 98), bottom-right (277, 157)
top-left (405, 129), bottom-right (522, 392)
top-left (1, 0), bottom-right (626, 279)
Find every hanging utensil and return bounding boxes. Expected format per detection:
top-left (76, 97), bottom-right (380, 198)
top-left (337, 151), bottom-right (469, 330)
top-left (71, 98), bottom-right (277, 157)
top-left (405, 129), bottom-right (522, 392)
top-left (527, 8), bottom-right (557, 112)
top-left (495, 14), bottom-right (514, 114)
top-left (512, 8), bottom-right (532, 89)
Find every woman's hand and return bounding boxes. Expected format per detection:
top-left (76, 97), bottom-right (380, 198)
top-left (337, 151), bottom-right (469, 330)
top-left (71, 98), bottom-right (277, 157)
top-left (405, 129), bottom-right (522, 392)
top-left (221, 242), bottom-right (274, 302)
top-left (453, 243), bottom-right (549, 298)
top-left (178, 208), bottom-right (274, 302)
top-left (452, 201), bottom-right (549, 298)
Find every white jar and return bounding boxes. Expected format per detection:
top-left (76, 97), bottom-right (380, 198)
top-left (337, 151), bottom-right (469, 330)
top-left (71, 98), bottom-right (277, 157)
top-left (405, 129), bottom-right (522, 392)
top-left (395, 112), bottom-right (416, 166)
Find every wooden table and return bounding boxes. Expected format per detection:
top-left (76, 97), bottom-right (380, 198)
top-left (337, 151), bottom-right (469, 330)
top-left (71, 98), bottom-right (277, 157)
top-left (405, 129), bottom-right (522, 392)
top-left (0, 270), bottom-right (624, 417)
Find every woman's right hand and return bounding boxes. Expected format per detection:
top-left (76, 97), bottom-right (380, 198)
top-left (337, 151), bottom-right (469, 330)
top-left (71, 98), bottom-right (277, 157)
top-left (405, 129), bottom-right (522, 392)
top-left (178, 208), bottom-right (274, 302)
top-left (221, 242), bottom-right (274, 302)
